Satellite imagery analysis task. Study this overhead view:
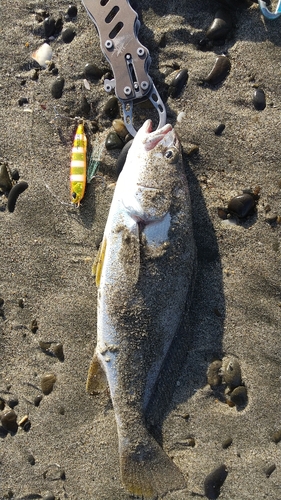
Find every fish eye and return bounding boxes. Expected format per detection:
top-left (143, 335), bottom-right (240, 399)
top-left (72, 192), bottom-right (77, 199)
top-left (164, 147), bottom-right (179, 163)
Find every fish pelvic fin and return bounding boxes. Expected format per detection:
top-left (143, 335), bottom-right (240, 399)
top-left (86, 351), bottom-right (107, 394)
top-left (119, 427), bottom-right (186, 498)
top-left (92, 237), bottom-right (107, 287)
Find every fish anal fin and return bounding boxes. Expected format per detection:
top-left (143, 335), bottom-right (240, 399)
top-left (120, 428), bottom-right (186, 498)
top-left (92, 237), bottom-right (107, 287)
top-left (86, 352), bottom-right (107, 394)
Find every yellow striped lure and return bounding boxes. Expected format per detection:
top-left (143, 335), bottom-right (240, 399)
top-left (70, 120), bottom-right (87, 207)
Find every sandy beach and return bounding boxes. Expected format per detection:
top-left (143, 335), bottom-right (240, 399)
top-left (0, 0), bottom-right (280, 498)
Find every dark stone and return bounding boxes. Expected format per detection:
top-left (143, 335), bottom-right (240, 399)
top-left (61, 27), bottom-right (76, 44)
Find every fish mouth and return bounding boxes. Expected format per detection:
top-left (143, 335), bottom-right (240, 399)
top-left (143, 120), bottom-right (173, 151)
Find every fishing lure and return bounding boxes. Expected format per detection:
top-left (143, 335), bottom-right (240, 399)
top-left (70, 120), bottom-right (87, 206)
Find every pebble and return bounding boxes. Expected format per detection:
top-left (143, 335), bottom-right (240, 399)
top-left (61, 27), bottom-right (76, 44)
top-left (222, 437), bottom-right (233, 449)
top-left (204, 55), bottom-right (231, 86)
top-left (230, 386), bottom-right (247, 407)
top-left (0, 162), bottom-right (12, 192)
top-left (34, 394), bottom-right (43, 407)
top-left (0, 397), bottom-right (5, 411)
top-left (105, 131), bottom-right (124, 150)
top-left (112, 119), bottom-right (128, 138)
top-left (1, 409), bottom-right (18, 433)
top-left (43, 464), bottom-right (65, 481)
top-left (7, 181), bottom-right (29, 212)
top-left (41, 373), bottom-right (57, 395)
top-left (10, 168), bottom-right (20, 181)
top-left (18, 97), bottom-right (29, 106)
top-left (51, 77), bottom-right (65, 99)
top-left (84, 62), bottom-right (104, 80)
top-left (30, 318), bottom-right (38, 333)
top-left (27, 453), bottom-right (35, 465)
top-left (222, 357), bottom-right (241, 388)
top-left (253, 88), bottom-right (266, 111)
top-left (67, 5), bottom-right (78, 18)
top-left (206, 8), bottom-right (233, 41)
top-left (272, 429), bottom-right (281, 443)
top-left (265, 464), bottom-right (276, 478)
top-left (7, 397), bottom-right (19, 409)
top-left (19, 415), bottom-right (31, 432)
top-left (204, 464), bottom-right (228, 499)
top-left (116, 139), bottom-right (133, 175)
top-left (215, 123), bottom-right (225, 135)
top-left (103, 96), bottom-right (119, 119)
top-left (207, 360), bottom-right (222, 386)
top-left (168, 69), bottom-right (188, 98)
top-left (228, 193), bottom-right (256, 218)
top-left (42, 493), bottom-right (55, 500)
top-left (0, 297), bottom-right (4, 307)
top-left (52, 343), bottom-right (64, 361)
top-left (43, 17), bottom-right (56, 38)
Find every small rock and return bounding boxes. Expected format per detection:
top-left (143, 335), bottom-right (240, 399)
top-left (84, 63), bottom-right (104, 81)
top-left (61, 27), bottom-right (76, 44)
top-left (228, 193), bottom-right (256, 218)
top-left (186, 437), bottom-right (195, 447)
top-left (34, 394), bottom-right (43, 407)
top-left (10, 169), bottom-right (20, 181)
top-left (222, 357), bottom-right (241, 388)
top-left (0, 163), bottom-right (12, 192)
top-left (31, 319), bottom-right (38, 333)
top-left (43, 17), bottom-right (56, 38)
top-left (265, 464), bottom-right (276, 478)
top-left (204, 55), bottom-right (231, 86)
top-left (1, 409), bottom-right (18, 433)
top-left (222, 437), bottom-right (233, 449)
top-left (18, 97), bottom-right (29, 106)
top-left (168, 69), bottom-right (188, 98)
top-left (27, 453), bottom-right (35, 465)
top-left (116, 140), bottom-right (133, 176)
top-left (52, 343), bottom-right (64, 361)
top-left (67, 5), bottom-right (78, 18)
top-left (51, 77), bottom-right (65, 99)
top-left (230, 386), bottom-right (247, 407)
top-left (41, 373), bottom-right (57, 395)
top-left (207, 360), bottom-right (222, 386)
top-left (272, 429), bottom-right (281, 443)
top-left (253, 88), bottom-right (266, 111)
top-left (204, 464), bottom-right (228, 499)
top-left (7, 397), bottom-right (19, 409)
top-left (206, 8), bottom-right (233, 41)
top-left (103, 96), bottom-right (119, 119)
top-left (0, 397), bottom-right (5, 411)
top-left (112, 119), bottom-right (128, 138)
top-left (42, 493), bottom-right (55, 500)
top-left (215, 123), bottom-right (225, 135)
top-left (105, 131), bottom-right (124, 150)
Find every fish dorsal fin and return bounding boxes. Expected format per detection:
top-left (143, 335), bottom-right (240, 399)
top-left (86, 351), bottom-right (107, 394)
top-left (92, 237), bottom-right (107, 287)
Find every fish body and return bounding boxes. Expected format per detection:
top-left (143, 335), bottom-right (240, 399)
top-left (70, 121), bottom-right (87, 206)
top-left (88, 120), bottom-right (196, 498)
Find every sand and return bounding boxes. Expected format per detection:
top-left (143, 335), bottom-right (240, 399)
top-left (0, 0), bottom-right (280, 499)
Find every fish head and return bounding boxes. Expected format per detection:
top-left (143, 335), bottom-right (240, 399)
top-left (120, 120), bottom-right (183, 225)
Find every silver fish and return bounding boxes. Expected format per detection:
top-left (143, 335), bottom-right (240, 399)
top-left (88, 119), bottom-right (197, 498)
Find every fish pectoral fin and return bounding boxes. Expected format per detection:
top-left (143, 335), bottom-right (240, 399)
top-left (92, 237), bottom-right (107, 287)
top-left (119, 427), bottom-right (186, 498)
top-left (86, 352), bottom-right (107, 394)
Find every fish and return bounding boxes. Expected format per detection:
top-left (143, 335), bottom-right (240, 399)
top-left (87, 119), bottom-right (197, 498)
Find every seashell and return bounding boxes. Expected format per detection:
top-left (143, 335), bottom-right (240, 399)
top-left (204, 55), bottom-right (231, 86)
top-left (32, 43), bottom-right (52, 68)
top-left (206, 8), bottom-right (233, 41)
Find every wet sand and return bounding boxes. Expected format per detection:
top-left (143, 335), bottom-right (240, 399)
top-left (0, 0), bottom-right (280, 498)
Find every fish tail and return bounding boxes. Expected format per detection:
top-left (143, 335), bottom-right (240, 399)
top-left (119, 426), bottom-right (186, 498)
